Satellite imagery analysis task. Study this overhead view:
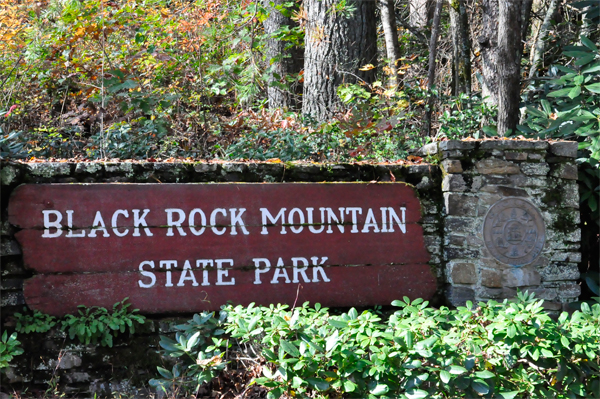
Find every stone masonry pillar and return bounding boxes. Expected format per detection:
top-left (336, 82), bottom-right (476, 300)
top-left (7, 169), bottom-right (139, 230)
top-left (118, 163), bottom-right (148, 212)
top-left (421, 140), bottom-right (581, 310)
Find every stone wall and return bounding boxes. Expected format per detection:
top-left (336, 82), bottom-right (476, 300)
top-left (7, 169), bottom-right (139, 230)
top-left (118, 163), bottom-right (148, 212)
top-left (0, 139), bottom-right (583, 396)
top-left (0, 158), bottom-right (443, 397)
top-left (419, 140), bottom-right (581, 310)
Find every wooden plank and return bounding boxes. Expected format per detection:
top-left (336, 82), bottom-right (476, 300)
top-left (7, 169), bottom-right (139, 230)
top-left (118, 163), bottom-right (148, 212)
top-left (24, 264), bottom-right (437, 316)
top-left (9, 183), bottom-right (436, 314)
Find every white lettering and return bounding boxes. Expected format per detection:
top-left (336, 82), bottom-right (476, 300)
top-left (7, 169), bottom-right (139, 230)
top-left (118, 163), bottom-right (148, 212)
top-left (111, 209), bottom-right (129, 237)
top-left (260, 208), bottom-right (287, 235)
top-left (132, 209), bottom-right (153, 237)
top-left (88, 211), bottom-right (110, 237)
top-left (387, 207), bottom-right (406, 233)
top-left (307, 207), bottom-right (325, 234)
top-left (253, 258), bottom-right (271, 284)
top-left (229, 208), bottom-right (249, 235)
top-left (292, 257), bottom-right (311, 283)
top-left (324, 207), bottom-right (345, 234)
top-left (177, 260), bottom-right (199, 287)
top-left (138, 260), bottom-right (156, 288)
top-left (271, 257), bottom-right (291, 284)
top-left (311, 256), bottom-right (330, 282)
top-left (196, 259), bottom-right (213, 286)
top-left (160, 260), bottom-right (177, 287)
top-left (288, 208), bottom-right (305, 234)
top-left (210, 208), bottom-right (227, 236)
top-left (345, 207), bottom-right (362, 233)
top-left (65, 210), bottom-right (85, 237)
top-left (189, 209), bottom-right (207, 236)
top-left (42, 210), bottom-right (63, 238)
top-left (165, 209), bottom-right (186, 236)
top-left (215, 259), bottom-right (235, 285)
top-left (361, 208), bottom-right (380, 233)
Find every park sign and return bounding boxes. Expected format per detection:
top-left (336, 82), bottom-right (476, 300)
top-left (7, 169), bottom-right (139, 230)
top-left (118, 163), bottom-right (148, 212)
top-left (8, 183), bottom-right (435, 316)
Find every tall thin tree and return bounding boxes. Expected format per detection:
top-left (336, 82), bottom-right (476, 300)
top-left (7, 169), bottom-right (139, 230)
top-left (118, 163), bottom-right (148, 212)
top-left (497, 0), bottom-right (522, 136)
top-left (425, 0), bottom-right (444, 135)
top-left (303, 0), bottom-right (377, 121)
top-left (379, 0), bottom-right (401, 87)
top-left (263, 0), bottom-right (303, 109)
top-left (449, 0), bottom-right (471, 96)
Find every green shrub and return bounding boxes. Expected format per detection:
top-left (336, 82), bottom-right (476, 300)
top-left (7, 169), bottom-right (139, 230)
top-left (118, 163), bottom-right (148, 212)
top-left (0, 331), bottom-right (24, 372)
top-left (152, 292), bottom-right (600, 398)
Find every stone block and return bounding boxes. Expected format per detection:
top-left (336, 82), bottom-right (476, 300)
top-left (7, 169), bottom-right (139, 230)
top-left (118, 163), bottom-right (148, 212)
top-left (27, 162), bottom-right (71, 177)
top-left (481, 269), bottom-right (502, 288)
top-left (448, 235), bottom-right (466, 246)
top-left (55, 353), bottom-right (82, 369)
top-left (502, 268), bottom-right (541, 287)
top-left (439, 141), bottom-right (476, 151)
top-left (1, 259), bottom-right (25, 276)
top-left (520, 162), bottom-right (550, 176)
top-left (444, 217), bottom-right (476, 234)
top-left (444, 247), bottom-right (480, 260)
top-left (567, 253), bottom-right (581, 263)
top-left (75, 162), bottom-right (103, 174)
top-left (475, 159), bottom-right (520, 175)
top-left (419, 142), bottom-right (438, 155)
top-left (446, 285), bottom-right (475, 307)
top-left (542, 302), bottom-right (563, 311)
top-left (442, 174), bottom-right (467, 192)
top-left (0, 219), bottom-right (14, 236)
top-left (492, 150), bottom-right (504, 157)
top-left (0, 240), bottom-right (21, 256)
top-left (444, 193), bottom-right (478, 216)
top-left (424, 236), bottom-right (441, 254)
top-left (541, 263), bottom-right (580, 282)
top-left (549, 141), bottom-right (577, 158)
top-left (480, 140), bottom-right (549, 150)
top-left (1, 165), bottom-right (20, 185)
top-left (509, 175), bottom-right (546, 187)
top-left (0, 291), bottom-right (25, 306)
top-left (104, 162), bottom-right (135, 175)
top-left (550, 163), bottom-right (578, 180)
top-left (451, 262), bottom-right (477, 284)
top-left (477, 287), bottom-right (504, 299)
top-left (194, 163), bottom-right (219, 173)
top-left (0, 278), bottom-right (23, 290)
top-left (441, 159), bottom-right (463, 174)
top-left (505, 152), bottom-right (527, 161)
top-left (479, 185), bottom-right (528, 197)
top-left (528, 153), bottom-right (544, 161)
top-left (442, 150), bottom-right (464, 159)
top-left (557, 282), bottom-right (581, 299)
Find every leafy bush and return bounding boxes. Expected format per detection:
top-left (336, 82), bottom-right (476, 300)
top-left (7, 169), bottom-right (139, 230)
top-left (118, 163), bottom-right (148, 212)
top-left (15, 298), bottom-right (146, 348)
top-left (152, 293), bottom-right (600, 398)
top-left (0, 331), bottom-right (24, 372)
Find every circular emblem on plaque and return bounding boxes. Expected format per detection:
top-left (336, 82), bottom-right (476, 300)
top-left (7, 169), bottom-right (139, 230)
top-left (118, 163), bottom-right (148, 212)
top-left (483, 198), bottom-right (545, 266)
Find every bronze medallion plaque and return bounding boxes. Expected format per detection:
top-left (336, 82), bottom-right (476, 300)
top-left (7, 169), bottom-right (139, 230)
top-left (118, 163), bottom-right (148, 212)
top-left (483, 198), bottom-right (545, 266)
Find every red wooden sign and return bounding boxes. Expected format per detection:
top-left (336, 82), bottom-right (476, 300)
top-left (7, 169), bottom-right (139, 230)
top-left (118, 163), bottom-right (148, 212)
top-left (8, 183), bottom-right (435, 315)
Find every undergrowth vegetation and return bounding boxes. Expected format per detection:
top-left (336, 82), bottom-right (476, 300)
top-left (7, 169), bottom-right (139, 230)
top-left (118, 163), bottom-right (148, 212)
top-left (151, 292), bottom-right (600, 399)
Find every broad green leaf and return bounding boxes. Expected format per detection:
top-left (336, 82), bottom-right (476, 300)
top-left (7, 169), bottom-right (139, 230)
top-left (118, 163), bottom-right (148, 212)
top-left (405, 388), bottom-right (429, 399)
top-left (370, 384), bottom-right (389, 396)
top-left (547, 87), bottom-right (574, 97)
top-left (280, 339), bottom-right (300, 357)
top-left (474, 370), bottom-right (495, 379)
top-left (448, 365), bottom-right (468, 375)
top-left (568, 85), bottom-right (582, 99)
top-left (561, 336), bottom-right (570, 348)
top-left (344, 380), bottom-right (357, 392)
top-left (267, 387), bottom-right (283, 399)
top-left (326, 330), bottom-right (339, 352)
top-left (307, 377), bottom-right (329, 391)
top-left (328, 319), bottom-right (348, 329)
top-left (472, 379), bottom-right (490, 395)
top-left (440, 370), bottom-right (452, 384)
top-left (507, 324), bottom-right (517, 338)
top-left (585, 83), bottom-right (600, 93)
top-left (157, 366), bottom-right (173, 379)
top-left (581, 36), bottom-right (598, 51)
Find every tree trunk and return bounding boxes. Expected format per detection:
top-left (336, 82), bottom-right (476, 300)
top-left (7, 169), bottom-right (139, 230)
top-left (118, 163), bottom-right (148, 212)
top-left (303, 0), bottom-right (377, 121)
top-left (497, 0), bottom-right (522, 136)
top-left (263, 0), bottom-right (303, 110)
top-left (528, 0), bottom-right (558, 80)
top-left (449, 0), bottom-right (471, 96)
top-left (520, 0), bottom-right (533, 58)
top-left (379, 0), bottom-right (401, 87)
top-left (478, 0), bottom-right (499, 105)
top-left (425, 0), bottom-right (444, 135)
top-left (410, 0), bottom-right (432, 28)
